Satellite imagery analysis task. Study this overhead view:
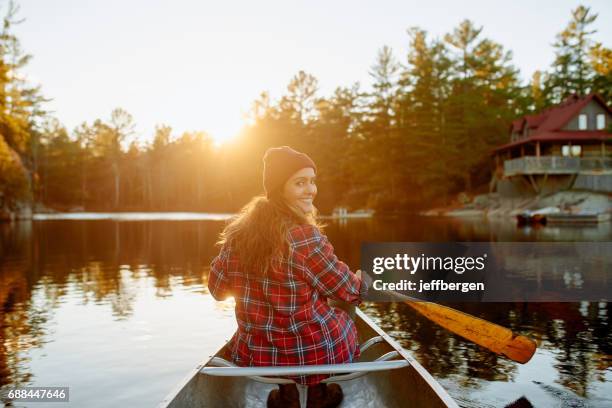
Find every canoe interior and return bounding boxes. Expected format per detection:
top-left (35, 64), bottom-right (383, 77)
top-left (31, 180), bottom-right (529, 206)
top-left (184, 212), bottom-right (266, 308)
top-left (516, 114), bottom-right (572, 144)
top-left (160, 309), bottom-right (457, 408)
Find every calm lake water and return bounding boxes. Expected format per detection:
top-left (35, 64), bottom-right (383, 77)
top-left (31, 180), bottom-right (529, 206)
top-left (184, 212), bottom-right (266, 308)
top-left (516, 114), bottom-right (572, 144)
top-left (0, 214), bottom-right (610, 407)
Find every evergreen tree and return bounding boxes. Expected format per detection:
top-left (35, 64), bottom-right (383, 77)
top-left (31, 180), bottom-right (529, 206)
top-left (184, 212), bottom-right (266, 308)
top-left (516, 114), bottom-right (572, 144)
top-left (37, 119), bottom-right (82, 207)
top-left (73, 121), bottom-right (97, 208)
top-left (545, 5), bottom-right (598, 102)
top-left (279, 70), bottom-right (319, 126)
top-left (108, 108), bottom-right (135, 208)
top-left (149, 124), bottom-right (172, 209)
top-left (398, 28), bottom-right (453, 203)
top-left (444, 20), bottom-right (521, 192)
top-left (310, 85), bottom-right (360, 211)
top-left (357, 46), bottom-right (403, 210)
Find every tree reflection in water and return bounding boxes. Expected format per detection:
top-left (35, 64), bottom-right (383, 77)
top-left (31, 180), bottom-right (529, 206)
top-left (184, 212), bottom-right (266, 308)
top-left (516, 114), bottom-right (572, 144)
top-left (0, 219), bottom-right (224, 390)
top-left (0, 216), bottom-right (610, 406)
top-left (362, 301), bottom-right (611, 398)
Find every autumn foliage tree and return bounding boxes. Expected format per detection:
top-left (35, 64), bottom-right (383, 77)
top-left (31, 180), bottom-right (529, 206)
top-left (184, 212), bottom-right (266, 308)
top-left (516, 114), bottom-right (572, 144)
top-left (0, 1), bottom-right (45, 216)
top-left (2, 4), bottom-right (610, 216)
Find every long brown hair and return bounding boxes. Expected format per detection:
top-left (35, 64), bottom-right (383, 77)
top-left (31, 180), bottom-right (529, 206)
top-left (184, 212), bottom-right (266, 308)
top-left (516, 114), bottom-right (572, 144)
top-left (216, 192), bottom-right (324, 276)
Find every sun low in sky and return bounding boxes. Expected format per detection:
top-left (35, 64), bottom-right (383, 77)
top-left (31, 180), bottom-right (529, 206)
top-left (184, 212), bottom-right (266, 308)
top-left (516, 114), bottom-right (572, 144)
top-left (14, 0), bottom-right (612, 146)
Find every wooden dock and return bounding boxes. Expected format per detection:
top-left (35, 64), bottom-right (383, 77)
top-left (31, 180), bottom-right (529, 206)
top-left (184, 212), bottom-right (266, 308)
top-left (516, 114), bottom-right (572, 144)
top-left (546, 212), bottom-right (611, 224)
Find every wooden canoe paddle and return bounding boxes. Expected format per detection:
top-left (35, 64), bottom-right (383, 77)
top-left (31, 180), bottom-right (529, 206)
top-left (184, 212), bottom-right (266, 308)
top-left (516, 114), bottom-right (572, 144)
top-left (381, 289), bottom-right (537, 364)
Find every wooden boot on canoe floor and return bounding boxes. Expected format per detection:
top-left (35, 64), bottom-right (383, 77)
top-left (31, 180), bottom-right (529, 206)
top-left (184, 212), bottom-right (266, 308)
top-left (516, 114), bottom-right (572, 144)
top-left (267, 384), bottom-right (300, 408)
top-left (306, 383), bottom-right (343, 408)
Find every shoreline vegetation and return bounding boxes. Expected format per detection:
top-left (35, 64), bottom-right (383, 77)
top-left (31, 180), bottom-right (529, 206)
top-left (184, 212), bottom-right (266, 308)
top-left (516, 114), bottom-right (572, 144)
top-left (4, 191), bottom-right (607, 223)
top-left (1, 4), bottom-right (610, 223)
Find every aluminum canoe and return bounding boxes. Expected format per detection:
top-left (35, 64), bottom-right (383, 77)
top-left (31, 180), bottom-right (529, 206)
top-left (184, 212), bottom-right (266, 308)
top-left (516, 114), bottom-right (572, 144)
top-left (158, 308), bottom-right (458, 408)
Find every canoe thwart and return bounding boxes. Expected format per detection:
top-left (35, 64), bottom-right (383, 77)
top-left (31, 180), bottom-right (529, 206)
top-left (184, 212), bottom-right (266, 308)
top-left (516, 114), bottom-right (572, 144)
top-left (201, 358), bottom-right (409, 378)
top-left (202, 335), bottom-right (396, 385)
top-left (322, 351), bottom-right (401, 383)
top-left (206, 350), bottom-right (402, 385)
top-left (206, 357), bottom-right (293, 385)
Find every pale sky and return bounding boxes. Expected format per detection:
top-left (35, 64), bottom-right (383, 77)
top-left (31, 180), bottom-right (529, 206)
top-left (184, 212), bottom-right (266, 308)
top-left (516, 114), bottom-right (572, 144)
top-left (14, 0), bottom-right (612, 145)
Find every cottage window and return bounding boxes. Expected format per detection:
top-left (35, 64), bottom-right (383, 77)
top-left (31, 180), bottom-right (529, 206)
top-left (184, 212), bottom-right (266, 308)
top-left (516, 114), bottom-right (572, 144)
top-left (562, 145), bottom-right (570, 156)
top-left (562, 145), bottom-right (582, 157)
top-left (578, 114), bottom-right (588, 130)
top-left (596, 114), bottom-right (606, 130)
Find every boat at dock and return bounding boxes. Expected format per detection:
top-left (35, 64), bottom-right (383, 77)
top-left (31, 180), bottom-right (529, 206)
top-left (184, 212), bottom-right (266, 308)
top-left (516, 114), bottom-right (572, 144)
top-left (158, 308), bottom-right (457, 408)
top-left (516, 206), bottom-right (561, 225)
top-left (320, 207), bottom-right (375, 219)
top-left (547, 211), bottom-right (611, 224)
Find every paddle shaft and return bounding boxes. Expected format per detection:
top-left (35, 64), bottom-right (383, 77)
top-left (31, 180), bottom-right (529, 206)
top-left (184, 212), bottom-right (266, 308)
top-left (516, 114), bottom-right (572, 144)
top-left (381, 289), bottom-right (537, 364)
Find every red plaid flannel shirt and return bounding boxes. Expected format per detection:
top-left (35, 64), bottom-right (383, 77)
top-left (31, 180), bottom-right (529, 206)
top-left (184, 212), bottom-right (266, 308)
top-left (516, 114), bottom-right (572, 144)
top-left (208, 224), bottom-right (365, 385)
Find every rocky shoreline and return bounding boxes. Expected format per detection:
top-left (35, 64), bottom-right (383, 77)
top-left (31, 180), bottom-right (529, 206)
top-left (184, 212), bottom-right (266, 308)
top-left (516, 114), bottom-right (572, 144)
top-left (422, 191), bottom-right (611, 220)
top-left (4, 192), bottom-right (609, 223)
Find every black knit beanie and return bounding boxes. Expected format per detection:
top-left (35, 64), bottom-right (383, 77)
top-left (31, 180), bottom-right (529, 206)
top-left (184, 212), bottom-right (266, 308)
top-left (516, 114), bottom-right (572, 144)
top-left (262, 146), bottom-right (317, 198)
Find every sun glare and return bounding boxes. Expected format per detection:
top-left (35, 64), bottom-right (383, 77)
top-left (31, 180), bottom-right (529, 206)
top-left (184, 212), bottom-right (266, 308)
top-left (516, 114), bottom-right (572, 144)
top-left (208, 113), bottom-right (245, 147)
top-left (212, 133), bottom-right (236, 147)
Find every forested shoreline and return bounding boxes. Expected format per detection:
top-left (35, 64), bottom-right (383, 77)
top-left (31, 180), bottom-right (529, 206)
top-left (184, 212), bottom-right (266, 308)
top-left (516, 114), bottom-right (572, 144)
top-left (1, 4), bottom-right (610, 218)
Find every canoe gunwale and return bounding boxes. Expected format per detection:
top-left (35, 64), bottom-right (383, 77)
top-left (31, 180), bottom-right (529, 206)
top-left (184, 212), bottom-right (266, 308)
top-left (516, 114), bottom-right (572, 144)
top-left (157, 358), bottom-right (209, 408)
top-left (355, 308), bottom-right (459, 407)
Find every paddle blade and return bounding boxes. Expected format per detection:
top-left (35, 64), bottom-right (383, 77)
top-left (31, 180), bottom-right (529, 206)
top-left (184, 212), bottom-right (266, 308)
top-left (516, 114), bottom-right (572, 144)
top-left (501, 333), bottom-right (537, 364)
top-left (405, 301), bottom-right (537, 364)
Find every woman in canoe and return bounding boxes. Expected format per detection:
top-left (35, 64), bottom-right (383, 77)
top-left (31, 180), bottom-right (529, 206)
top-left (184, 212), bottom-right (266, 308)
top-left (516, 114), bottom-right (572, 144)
top-left (208, 146), bottom-right (370, 408)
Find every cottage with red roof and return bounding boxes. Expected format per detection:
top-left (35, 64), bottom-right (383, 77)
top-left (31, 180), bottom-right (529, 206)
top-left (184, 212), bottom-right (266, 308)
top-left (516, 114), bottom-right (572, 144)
top-left (493, 94), bottom-right (611, 195)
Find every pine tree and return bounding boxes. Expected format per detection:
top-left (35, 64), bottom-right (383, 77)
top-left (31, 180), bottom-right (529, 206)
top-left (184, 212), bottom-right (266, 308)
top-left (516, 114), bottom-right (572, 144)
top-left (37, 119), bottom-right (83, 207)
top-left (310, 85), bottom-right (360, 211)
top-left (279, 70), bottom-right (319, 126)
top-left (149, 124), bottom-right (172, 209)
top-left (355, 46), bottom-right (404, 210)
top-left (444, 20), bottom-right (521, 192)
top-left (108, 108), bottom-right (135, 208)
top-left (545, 6), bottom-right (598, 102)
top-left (73, 122), bottom-right (97, 208)
top-left (398, 28), bottom-right (454, 203)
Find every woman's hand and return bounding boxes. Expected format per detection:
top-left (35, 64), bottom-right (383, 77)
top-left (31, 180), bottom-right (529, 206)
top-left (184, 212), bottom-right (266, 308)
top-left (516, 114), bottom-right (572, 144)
top-left (355, 269), bottom-right (372, 299)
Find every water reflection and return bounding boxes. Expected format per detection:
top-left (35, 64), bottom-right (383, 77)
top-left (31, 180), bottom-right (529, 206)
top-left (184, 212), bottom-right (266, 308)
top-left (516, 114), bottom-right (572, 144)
top-left (1, 220), bottom-right (225, 392)
top-left (0, 215), bottom-right (610, 407)
top-left (362, 302), bottom-right (611, 400)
